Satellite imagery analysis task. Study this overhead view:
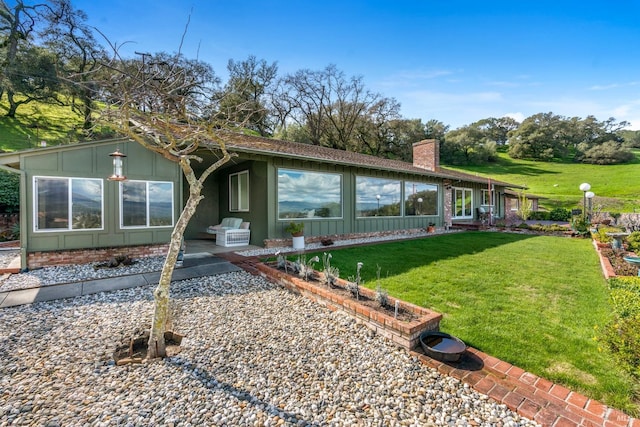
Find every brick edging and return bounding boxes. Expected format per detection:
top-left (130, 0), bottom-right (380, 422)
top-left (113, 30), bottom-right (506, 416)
top-left (412, 346), bottom-right (638, 427)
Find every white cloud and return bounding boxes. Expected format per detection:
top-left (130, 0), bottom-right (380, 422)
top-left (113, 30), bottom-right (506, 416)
top-left (504, 112), bottom-right (525, 122)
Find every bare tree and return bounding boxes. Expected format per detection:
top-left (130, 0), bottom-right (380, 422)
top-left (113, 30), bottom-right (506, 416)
top-left (97, 42), bottom-right (239, 358)
top-left (279, 64), bottom-right (381, 150)
top-left (214, 55), bottom-right (278, 136)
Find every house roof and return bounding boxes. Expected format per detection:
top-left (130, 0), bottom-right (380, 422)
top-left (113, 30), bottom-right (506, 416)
top-left (0, 132), bottom-right (524, 189)
top-left (218, 131), bottom-right (524, 188)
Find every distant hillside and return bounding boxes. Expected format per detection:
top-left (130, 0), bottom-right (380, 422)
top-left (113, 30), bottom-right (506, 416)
top-left (444, 150), bottom-right (640, 212)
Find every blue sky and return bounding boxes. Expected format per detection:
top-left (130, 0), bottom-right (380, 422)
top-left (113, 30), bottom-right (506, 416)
top-left (74, 0), bottom-right (640, 130)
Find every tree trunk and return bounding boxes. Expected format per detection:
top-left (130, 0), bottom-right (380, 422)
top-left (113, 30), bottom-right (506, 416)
top-left (5, 91), bottom-right (18, 118)
top-left (146, 176), bottom-right (203, 359)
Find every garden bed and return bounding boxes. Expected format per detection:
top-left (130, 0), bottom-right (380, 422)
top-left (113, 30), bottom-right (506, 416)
top-left (255, 262), bottom-right (442, 350)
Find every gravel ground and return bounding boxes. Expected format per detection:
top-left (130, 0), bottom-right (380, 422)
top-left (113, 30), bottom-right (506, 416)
top-left (0, 271), bottom-right (539, 426)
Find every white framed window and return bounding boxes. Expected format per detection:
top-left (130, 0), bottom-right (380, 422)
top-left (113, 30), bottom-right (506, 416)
top-left (229, 170), bottom-right (249, 212)
top-left (481, 189), bottom-right (495, 207)
top-left (120, 180), bottom-right (174, 228)
top-left (452, 187), bottom-right (473, 219)
top-left (34, 176), bottom-right (104, 232)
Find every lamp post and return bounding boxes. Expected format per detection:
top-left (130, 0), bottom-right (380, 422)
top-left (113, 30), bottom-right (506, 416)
top-left (585, 191), bottom-right (595, 223)
top-left (376, 194), bottom-right (381, 216)
top-left (579, 183), bottom-right (590, 220)
top-left (417, 197), bottom-right (423, 216)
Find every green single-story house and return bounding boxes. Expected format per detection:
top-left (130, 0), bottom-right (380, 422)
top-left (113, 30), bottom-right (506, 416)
top-left (0, 133), bottom-right (523, 269)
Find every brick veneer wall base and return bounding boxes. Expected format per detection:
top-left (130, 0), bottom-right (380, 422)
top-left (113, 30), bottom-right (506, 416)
top-left (27, 244), bottom-right (170, 269)
top-left (264, 228), bottom-right (428, 249)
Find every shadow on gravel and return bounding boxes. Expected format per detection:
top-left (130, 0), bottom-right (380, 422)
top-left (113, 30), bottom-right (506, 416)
top-left (166, 357), bottom-right (311, 424)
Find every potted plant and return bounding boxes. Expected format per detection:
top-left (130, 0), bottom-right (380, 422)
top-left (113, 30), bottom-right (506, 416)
top-left (427, 222), bottom-right (436, 233)
top-left (285, 221), bottom-right (305, 249)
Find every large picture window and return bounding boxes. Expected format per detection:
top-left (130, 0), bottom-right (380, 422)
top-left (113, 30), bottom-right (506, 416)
top-left (229, 171), bottom-right (249, 212)
top-left (34, 177), bottom-right (103, 231)
top-left (277, 169), bottom-right (342, 219)
top-left (121, 180), bottom-right (174, 228)
top-left (356, 177), bottom-right (401, 217)
top-left (404, 182), bottom-right (438, 216)
top-left (453, 187), bottom-right (473, 218)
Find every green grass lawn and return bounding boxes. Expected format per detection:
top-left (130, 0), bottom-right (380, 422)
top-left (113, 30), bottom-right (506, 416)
top-left (306, 232), bottom-right (639, 415)
top-left (0, 98), bottom-right (85, 151)
top-left (444, 150), bottom-right (640, 212)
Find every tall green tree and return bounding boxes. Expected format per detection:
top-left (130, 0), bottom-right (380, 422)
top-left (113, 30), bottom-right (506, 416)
top-left (442, 124), bottom-right (497, 165)
top-left (507, 112), bottom-right (571, 160)
top-left (0, 0), bottom-right (63, 117)
top-left (474, 116), bottom-right (519, 145)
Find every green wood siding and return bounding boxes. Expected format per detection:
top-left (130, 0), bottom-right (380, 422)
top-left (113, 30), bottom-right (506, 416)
top-left (22, 140), bottom-right (181, 252)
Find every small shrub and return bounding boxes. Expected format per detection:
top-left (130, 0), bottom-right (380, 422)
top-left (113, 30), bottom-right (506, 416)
top-left (627, 231), bottom-right (640, 253)
top-left (599, 277), bottom-right (640, 377)
top-left (549, 207), bottom-right (571, 221)
top-left (592, 226), bottom-right (623, 243)
top-left (322, 252), bottom-right (339, 287)
top-left (571, 217), bottom-right (590, 236)
top-left (529, 211), bottom-right (550, 221)
top-left (374, 264), bottom-right (389, 308)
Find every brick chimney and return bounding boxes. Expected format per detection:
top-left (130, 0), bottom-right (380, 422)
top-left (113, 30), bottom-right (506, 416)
top-left (412, 139), bottom-right (440, 171)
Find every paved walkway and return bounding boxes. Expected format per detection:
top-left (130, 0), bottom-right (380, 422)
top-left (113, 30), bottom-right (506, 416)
top-left (0, 253), bottom-right (241, 308)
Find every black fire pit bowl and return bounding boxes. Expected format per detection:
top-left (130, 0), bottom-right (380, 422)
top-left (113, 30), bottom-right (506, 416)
top-left (419, 331), bottom-right (467, 362)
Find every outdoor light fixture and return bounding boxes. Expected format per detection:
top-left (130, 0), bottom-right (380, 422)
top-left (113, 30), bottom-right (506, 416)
top-left (579, 183), bottom-right (591, 220)
top-left (585, 191), bottom-right (595, 222)
top-left (417, 197), bottom-right (423, 215)
top-left (376, 194), bottom-right (381, 215)
top-left (108, 148), bottom-right (127, 181)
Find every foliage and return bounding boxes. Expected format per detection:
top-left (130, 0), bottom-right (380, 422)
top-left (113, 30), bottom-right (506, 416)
top-left (576, 140), bottom-right (634, 165)
top-left (526, 223), bottom-right (570, 233)
top-left (627, 231), bottom-right (640, 253)
top-left (0, 221), bottom-right (19, 241)
top-left (528, 211), bottom-right (549, 221)
top-left (374, 264), bottom-right (389, 308)
top-left (284, 221), bottom-right (304, 236)
top-left (549, 207), bottom-right (572, 221)
top-left (0, 170), bottom-right (19, 213)
top-left (507, 113), bottom-right (631, 164)
top-left (516, 190), bottom-right (532, 220)
top-left (571, 217), bottom-right (590, 236)
top-left (319, 232), bottom-right (637, 413)
top-left (440, 123), bottom-right (497, 165)
top-left (592, 227), bottom-right (619, 243)
top-left (321, 252), bottom-right (339, 287)
top-left (599, 277), bottom-right (640, 379)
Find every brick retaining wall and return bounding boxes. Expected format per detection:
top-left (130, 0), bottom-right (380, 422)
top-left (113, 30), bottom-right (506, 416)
top-left (27, 244), bottom-right (170, 269)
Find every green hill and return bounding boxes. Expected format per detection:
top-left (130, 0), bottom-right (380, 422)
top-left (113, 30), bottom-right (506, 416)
top-left (0, 99), bottom-right (86, 150)
top-left (444, 150), bottom-right (640, 213)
